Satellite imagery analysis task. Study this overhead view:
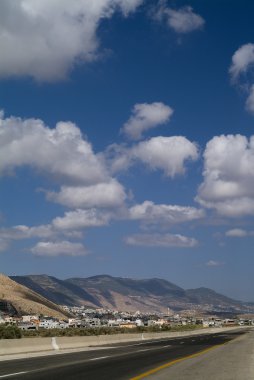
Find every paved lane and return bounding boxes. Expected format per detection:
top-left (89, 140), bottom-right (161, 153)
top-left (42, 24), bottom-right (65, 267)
top-left (0, 330), bottom-right (247, 379)
top-left (143, 328), bottom-right (254, 380)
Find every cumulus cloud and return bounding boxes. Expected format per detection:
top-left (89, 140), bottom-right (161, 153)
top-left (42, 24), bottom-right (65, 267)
top-left (52, 209), bottom-right (111, 230)
top-left (0, 0), bottom-right (142, 81)
top-left (0, 110), bottom-right (129, 221)
top-left (0, 208), bottom-right (111, 249)
top-left (0, 224), bottom-right (54, 240)
top-left (30, 241), bottom-right (87, 257)
top-left (0, 109), bottom-right (127, 249)
top-left (121, 102), bottom-right (173, 140)
top-left (124, 233), bottom-right (198, 247)
top-left (0, 112), bottom-right (107, 185)
top-left (106, 136), bottom-right (199, 176)
top-left (197, 134), bottom-right (254, 217)
top-left (129, 201), bottom-right (204, 225)
top-left (0, 207), bottom-right (113, 244)
top-left (229, 43), bottom-right (254, 82)
top-left (47, 179), bottom-right (126, 209)
top-left (229, 44), bottom-right (254, 114)
top-left (133, 137), bottom-right (199, 176)
top-left (155, 1), bottom-right (205, 34)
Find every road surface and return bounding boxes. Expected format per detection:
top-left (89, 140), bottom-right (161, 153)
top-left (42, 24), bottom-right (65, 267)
top-left (144, 327), bottom-right (254, 380)
top-left (0, 329), bottom-right (249, 379)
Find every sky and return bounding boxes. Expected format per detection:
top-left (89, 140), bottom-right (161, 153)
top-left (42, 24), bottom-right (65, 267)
top-left (0, 0), bottom-right (254, 301)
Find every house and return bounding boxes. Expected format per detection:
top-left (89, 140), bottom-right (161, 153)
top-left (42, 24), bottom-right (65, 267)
top-left (22, 315), bottom-right (39, 323)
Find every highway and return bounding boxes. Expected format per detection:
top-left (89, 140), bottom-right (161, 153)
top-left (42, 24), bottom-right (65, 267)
top-left (0, 329), bottom-right (248, 379)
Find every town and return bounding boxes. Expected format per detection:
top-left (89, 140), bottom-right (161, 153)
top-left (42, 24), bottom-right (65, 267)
top-left (0, 301), bottom-right (253, 333)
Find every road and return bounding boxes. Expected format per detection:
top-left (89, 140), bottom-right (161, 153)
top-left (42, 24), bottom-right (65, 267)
top-left (145, 327), bottom-right (254, 380)
top-left (0, 329), bottom-right (248, 379)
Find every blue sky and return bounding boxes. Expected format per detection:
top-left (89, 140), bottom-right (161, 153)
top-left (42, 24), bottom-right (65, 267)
top-left (0, 0), bottom-right (254, 301)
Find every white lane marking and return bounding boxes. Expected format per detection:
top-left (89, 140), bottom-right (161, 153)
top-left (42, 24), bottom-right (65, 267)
top-left (192, 340), bottom-right (196, 342)
top-left (136, 349), bottom-right (151, 352)
top-left (0, 372), bottom-right (28, 378)
top-left (89, 356), bottom-right (109, 361)
top-left (89, 344), bottom-right (173, 360)
top-left (95, 338), bottom-right (172, 350)
top-left (180, 342), bottom-right (185, 344)
top-left (133, 339), bottom-right (171, 345)
top-left (135, 345), bottom-right (172, 353)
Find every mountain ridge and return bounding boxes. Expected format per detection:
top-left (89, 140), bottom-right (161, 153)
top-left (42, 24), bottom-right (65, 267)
top-left (10, 274), bottom-right (252, 314)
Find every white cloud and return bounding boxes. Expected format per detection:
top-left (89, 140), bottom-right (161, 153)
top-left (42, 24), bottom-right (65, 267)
top-left (133, 137), bottom-right (198, 176)
top-left (155, 2), bottom-right (205, 34)
top-left (106, 136), bottom-right (199, 177)
top-left (0, 223), bottom-right (85, 252)
top-left (197, 134), bottom-right (254, 217)
top-left (229, 44), bottom-right (254, 115)
top-left (206, 260), bottom-right (224, 267)
top-left (225, 228), bottom-right (247, 237)
top-left (30, 241), bottom-right (87, 257)
top-left (0, 110), bottom-right (129, 226)
top-left (121, 102), bottom-right (173, 140)
top-left (52, 209), bottom-right (111, 230)
top-left (0, 112), bottom-right (107, 185)
top-left (47, 179), bottom-right (126, 209)
top-left (225, 228), bottom-right (254, 237)
top-left (229, 43), bottom-right (254, 82)
top-left (124, 233), bottom-right (198, 247)
top-left (0, 0), bottom-right (142, 81)
top-left (0, 216), bottom-right (108, 256)
top-left (129, 201), bottom-right (204, 225)
top-left (0, 208), bottom-right (111, 248)
top-left (0, 224), bottom-right (54, 240)
top-left (103, 144), bottom-right (131, 173)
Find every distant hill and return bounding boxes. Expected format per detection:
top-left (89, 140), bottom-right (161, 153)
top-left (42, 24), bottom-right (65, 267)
top-left (10, 274), bottom-right (252, 314)
top-left (185, 287), bottom-right (240, 306)
top-left (12, 274), bottom-right (99, 308)
top-left (0, 274), bottom-right (69, 318)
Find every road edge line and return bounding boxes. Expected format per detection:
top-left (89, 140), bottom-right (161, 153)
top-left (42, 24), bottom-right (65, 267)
top-left (129, 342), bottom-right (227, 380)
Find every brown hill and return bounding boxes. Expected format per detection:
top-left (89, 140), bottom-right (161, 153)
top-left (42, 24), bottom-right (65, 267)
top-left (0, 274), bottom-right (69, 319)
top-left (11, 274), bottom-right (254, 315)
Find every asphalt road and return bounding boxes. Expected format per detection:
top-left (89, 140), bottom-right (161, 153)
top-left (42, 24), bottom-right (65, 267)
top-left (147, 328), bottom-right (254, 380)
top-left (0, 330), bottom-right (247, 380)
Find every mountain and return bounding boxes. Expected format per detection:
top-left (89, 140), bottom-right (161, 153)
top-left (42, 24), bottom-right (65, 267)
top-left (0, 274), bottom-right (69, 318)
top-left (10, 274), bottom-right (252, 314)
top-left (185, 287), bottom-right (240, 306)
top-left (12, 274), bottom-right (99, 308)
top-left (66, 275), bottom-right (188, 313)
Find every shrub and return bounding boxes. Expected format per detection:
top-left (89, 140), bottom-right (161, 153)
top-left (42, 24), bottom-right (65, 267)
top-left (0, 325), bottom-right (22, 339)
top-left (21, 324), bottom-right (202, 338)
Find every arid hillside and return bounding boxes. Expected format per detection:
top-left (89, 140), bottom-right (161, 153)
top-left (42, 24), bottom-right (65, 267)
top-left (0, 274), bottom-right (69, 319)
top-left (11, 274), bottom-right (253, 314)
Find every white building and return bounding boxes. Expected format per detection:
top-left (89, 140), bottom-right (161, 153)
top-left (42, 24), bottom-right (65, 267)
top-left (22, 315), bottom-right (39, 323)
